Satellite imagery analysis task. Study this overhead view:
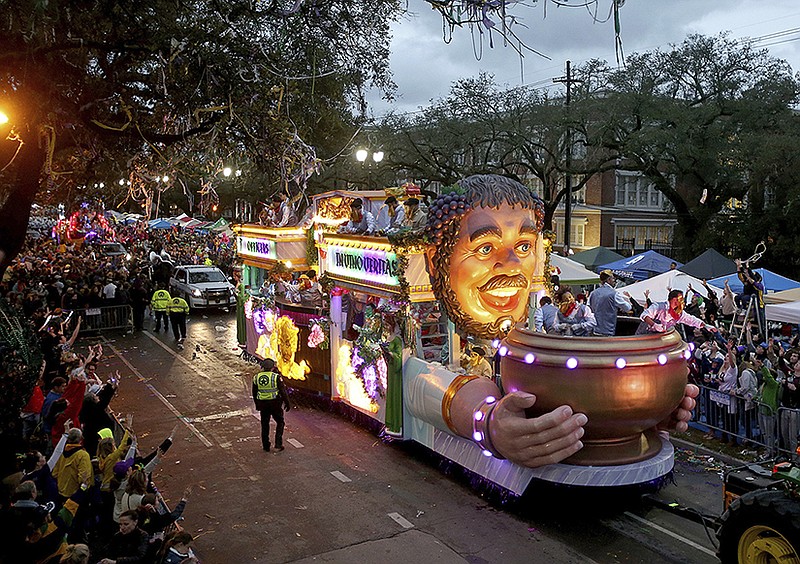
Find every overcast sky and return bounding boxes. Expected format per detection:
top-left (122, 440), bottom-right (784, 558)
top-left (366, 0), bottom-right (800, 117)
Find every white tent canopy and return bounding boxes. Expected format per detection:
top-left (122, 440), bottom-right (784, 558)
top-left (765, 287), bottom-right (800, 305)
top-left (765, 301), bottom-right (800, 324)
top-left (550, 254), bottom-right (600, 286)
top-left (613, 270), bottom-right (723, 304)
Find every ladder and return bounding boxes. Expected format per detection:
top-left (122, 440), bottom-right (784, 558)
top-left (413, 302), bottom-right (450, 365)
top-left (730, 296), bottom-right (763, 345)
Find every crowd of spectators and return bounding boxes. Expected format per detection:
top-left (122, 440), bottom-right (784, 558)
top-left (0, 211), bottom-right (231, 563)
top-left (545, 271), bottom-right (800, 461)
top-left (0, 312), bottom-right (198, 563)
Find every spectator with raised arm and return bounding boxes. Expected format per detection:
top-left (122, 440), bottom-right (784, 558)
top-left (637, 289), bottom-right (718, 335)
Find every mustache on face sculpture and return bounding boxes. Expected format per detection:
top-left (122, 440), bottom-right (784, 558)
top-left (478, 274), bottom-right (528, 293)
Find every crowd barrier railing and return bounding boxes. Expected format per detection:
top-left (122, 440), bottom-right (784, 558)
top-left (67, 305), bottom-right (134, 333)
top-left (695, 384), bottom-right (799, 460)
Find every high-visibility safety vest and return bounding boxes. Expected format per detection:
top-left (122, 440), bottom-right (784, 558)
top-left (168, 297), bottom-right (190, 314)
top-left (254, 371), bottom-right (279, 401)
top-left (151, 289), bottom-right (172, 311)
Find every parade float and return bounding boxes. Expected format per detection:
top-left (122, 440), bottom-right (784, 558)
top-left (234, 223), bottom-right (331, 394)
top-left (234, 175), bottom-right (690, 495)
top-left (312, 189), bottom-right (441, 433)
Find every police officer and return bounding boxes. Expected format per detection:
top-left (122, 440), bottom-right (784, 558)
top-left (150, 285), bottom-right (172, 333)
top-left (168, 295), bottom-right (190, 346)
top-left (252, 358), bottom-right (291, 452)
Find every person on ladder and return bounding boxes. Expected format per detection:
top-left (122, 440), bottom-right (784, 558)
top-left (734, 258), bottom-right (765, 338)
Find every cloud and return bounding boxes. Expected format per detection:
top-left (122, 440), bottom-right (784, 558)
top-left (367, 0), bottom-right (800, 116)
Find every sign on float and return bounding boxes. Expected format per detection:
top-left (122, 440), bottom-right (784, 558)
top-left (326, 244), bottom-right (399, 286)
top-left (237, 236), bottom-right (278, 261)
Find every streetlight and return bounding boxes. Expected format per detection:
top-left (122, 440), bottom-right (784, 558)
top-left (355, 148), bottom-right (385, 189)
top-left (0, 111), bottom-right (8, 125)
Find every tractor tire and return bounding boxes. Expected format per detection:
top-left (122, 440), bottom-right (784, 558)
top-left (717, 489), bottom-right (800, 563)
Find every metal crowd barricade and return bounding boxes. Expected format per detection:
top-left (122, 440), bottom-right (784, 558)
top-left (696, 384), bottom-right (800, 459)
top-left (777, 405), bottom-right (800, 461)
top-left (71, 305), bottom-right (134, 333)
top-left (696, 384), bottom-right (771, 451)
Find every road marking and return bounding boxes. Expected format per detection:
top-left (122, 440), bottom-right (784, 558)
top-left (330, 471), bottom-right (352, 483)
top-left (387, 512), bottom-right (414, 529)
top-left (623, 512), bottom-right (716, 557)
top-left (104, 340), bottom-right (213, 448)
top-left (287, 439), bottom-right (304, 449)
top-left (144, 331), bottom-right (252, 395)
top-left (188, 408), bottom-right (252, 423)
top-left (142, 331), bottom-right (211, 380)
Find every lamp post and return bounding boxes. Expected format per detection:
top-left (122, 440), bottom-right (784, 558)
top-left (355, 148), bottom-right (384, 189)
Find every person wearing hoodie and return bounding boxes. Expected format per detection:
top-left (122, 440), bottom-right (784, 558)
top-left (52, 428), bottom-right (93, 503)
top-left (50, 427), bottom-right (94, 542)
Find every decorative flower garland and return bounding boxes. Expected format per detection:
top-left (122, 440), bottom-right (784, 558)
top-left (307, 317), bottom-right (330, 349)
top-left (351, 306), bottom-right (388, 400)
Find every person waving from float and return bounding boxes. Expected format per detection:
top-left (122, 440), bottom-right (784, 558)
top-left (636, 289), bottom-right (718, 335)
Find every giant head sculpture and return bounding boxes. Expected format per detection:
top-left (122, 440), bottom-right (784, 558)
top-left (425, 175), bottom-right (547, 339)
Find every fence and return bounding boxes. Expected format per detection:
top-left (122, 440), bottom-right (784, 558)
top-left (67, 304), bottom-right (134, 333)
top-left (695, 384), bottom-right (800, 460)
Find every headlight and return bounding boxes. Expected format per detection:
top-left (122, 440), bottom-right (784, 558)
top-left (192, 289), bottom-right (202, 297)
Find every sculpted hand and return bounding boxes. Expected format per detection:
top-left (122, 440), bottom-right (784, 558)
top-left (657, 384), bottom-right (699, 433)
top-left (488, 392), bottom-right (587, 468)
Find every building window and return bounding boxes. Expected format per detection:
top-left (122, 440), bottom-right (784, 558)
top-left (615, 172), bottom-right (665, 210)
top-left (614, 224), bottom-right (673, 247)
top-left (554, 221), bottom-right (585, 247)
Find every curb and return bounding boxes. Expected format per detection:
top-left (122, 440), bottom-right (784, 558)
top-left (670, 436), bottom-right (751, 468)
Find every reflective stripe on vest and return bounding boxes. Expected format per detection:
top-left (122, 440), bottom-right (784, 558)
top-left (152, 290), bottom-right (171, 311)
top-left (168, 298), bottom-right (189, 313)
top-left (254, 371), bottom-right (279, 401)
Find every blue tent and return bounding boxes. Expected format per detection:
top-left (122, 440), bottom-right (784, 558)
top-left (708, 268), bottom-right (800, 295)
top-left (596, 250), bottom-right (682, 281)
top-left (148, 218), bottom-right (173, 230)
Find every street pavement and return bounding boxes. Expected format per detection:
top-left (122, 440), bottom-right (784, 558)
top-left (92, 311), bottom-right (730, 564)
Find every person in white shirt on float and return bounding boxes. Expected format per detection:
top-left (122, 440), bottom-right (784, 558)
top-left (637, 289), bottom-right (718, 335)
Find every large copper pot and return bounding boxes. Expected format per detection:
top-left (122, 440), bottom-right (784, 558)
top-left (500, 326), bottom-right (689, 466)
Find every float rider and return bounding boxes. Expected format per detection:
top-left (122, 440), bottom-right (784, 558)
top-left (167, 296), bottom-right (190, 343)
top-left (150, 286), bottom-right (172, 333)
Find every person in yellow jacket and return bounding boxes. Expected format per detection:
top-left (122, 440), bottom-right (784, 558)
top-left (150, 285), bottom-right (172, 333)
top-left (52, 428), bottom-right (93, 502)
top-left (168, 296), bottom-right (190, 345)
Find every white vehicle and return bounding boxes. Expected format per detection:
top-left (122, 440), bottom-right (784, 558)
top-left (170, 265), bottom-right (236, 309)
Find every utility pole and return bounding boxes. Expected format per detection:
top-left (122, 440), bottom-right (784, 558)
top-left (553, 60), bottom-right (583, 254)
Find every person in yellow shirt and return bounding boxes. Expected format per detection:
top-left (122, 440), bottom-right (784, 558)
top-left (168, 296), bottom-right (190, 346)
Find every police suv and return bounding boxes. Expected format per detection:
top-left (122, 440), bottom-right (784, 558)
top-left (169, 265), bottom-right (236, 309)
